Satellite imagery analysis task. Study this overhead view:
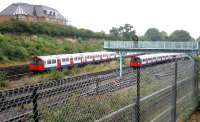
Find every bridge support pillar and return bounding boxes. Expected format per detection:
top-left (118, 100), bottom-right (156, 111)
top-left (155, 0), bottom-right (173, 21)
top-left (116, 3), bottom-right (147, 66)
top-left (119, 51), bottom-right (123, 77)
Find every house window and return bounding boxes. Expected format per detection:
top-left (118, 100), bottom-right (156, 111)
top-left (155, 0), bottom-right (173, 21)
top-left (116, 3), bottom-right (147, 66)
top-left (49, 11), bottom-right (52, 16)
top-left (44, 10), bottom-right (47, 14)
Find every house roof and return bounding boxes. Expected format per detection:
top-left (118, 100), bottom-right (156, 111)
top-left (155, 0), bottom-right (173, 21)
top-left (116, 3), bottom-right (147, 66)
top-left (0, 3), bottom-right (66, 21)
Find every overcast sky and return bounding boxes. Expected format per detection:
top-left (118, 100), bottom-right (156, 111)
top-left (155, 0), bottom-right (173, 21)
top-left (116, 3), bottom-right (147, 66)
top-left (1, 0), bottom-right (200, 38)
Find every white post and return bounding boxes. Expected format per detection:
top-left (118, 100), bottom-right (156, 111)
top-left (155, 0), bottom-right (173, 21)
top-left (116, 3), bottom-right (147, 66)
top-left (119, 51), bottom-right (123, 77)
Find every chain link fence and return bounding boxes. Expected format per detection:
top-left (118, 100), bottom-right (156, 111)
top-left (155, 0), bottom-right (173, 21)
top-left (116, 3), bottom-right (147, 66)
top-left (0, 58), bottom-right (198, 122)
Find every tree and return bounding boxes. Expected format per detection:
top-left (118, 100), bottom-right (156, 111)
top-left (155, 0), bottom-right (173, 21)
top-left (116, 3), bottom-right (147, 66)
top-left (169, 30), bottom-right (193, 41)
top-left (196, 36), bottom-right (200, 42)
top-left (144, 28), bottom-right (162, 41)
top-left (109, 24), bottom-right (138, 41)
top-left (160, 31), bottom-right (168, 41)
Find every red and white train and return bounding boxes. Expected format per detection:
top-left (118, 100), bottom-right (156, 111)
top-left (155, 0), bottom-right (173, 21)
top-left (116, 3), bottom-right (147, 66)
top-left (129, 53), bottom-right (188, 67)
top-left (29, 51), bottom-right (137, 72)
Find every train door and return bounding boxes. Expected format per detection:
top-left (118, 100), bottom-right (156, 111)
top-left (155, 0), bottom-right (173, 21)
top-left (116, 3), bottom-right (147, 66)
top-left (70, 58), bottom-right (74, 65)
top-left (81, 57), bottom-right (84, 64)
top-left (93, 56), bottom-right (95, 63)
top-left (57, 59), bottom-right (61, 69)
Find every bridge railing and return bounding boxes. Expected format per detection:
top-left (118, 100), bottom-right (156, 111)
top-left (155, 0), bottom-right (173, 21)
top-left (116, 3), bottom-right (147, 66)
top-left (104, 41), bottom-right (199, 50)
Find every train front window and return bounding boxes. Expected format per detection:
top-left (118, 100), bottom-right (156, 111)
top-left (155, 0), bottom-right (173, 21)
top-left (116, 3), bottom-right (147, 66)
top-left (32, 58), bottom-right (44, 65)
top-left (131, 57), bottom-right (141, 62)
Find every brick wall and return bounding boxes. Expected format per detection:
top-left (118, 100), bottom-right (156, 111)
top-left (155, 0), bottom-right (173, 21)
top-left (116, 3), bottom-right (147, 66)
top-left (0, 16), bottom-right (12, 23)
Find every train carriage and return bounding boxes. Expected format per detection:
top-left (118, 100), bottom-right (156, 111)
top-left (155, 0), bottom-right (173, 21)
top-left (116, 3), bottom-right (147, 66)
top-left (129, 53), bottom-right (188, 67)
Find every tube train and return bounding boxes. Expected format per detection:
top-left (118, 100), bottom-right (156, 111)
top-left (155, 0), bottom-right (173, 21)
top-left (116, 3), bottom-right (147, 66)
top-left (129, 53), bottom-right (188, 67)
top-left (29, 51), bottom-right (137, 72)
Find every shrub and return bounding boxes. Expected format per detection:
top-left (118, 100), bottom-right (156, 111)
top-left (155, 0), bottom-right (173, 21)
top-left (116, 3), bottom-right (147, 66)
top-left (0, 80), bottom-right (8, 88)
top-left (0, 71), bottom-right (7, 81)
top-left (0, 71), bottom-right (8, 88)
top-left (0, 33), bottom-right (103, 62)
top-left (0, 19), bottom-right (112, 39)
top-left (48, 70), bottom-right (63, 80)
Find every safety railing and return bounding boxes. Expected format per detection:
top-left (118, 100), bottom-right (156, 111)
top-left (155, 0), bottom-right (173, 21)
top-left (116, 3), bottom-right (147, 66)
top-left (104, 41), bottom-right (199, 50)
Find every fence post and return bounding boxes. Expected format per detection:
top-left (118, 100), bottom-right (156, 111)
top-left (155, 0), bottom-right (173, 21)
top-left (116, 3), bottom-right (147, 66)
top-left (135, 67), bottom-right (140, 122)
top-left (171, 59), bottom-right (177, 122)
top-left (32, 87), bottom-right (39, 122)
top-left (96, 79), bottom-right (99, 95)
top-left (194, 60), bottom-right (199, 104)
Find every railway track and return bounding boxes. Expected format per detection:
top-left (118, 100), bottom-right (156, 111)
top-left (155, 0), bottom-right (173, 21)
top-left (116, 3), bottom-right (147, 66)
top-left (0, 60), bottom-right (192, 121)
top-left (0, 64), bottom-right (29, 80)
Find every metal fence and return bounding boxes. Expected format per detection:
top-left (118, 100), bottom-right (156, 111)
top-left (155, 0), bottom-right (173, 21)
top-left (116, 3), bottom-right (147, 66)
top-left (0, 58), bottom-right (198, 122)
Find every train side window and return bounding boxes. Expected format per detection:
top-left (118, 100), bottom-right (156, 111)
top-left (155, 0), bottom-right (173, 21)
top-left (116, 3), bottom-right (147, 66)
top-left (62, 58), bottom-right (66, 62)
top-left (52, 59), bottom-right (56, 64)
top-left (47, 60), bottom-right (51, 64)
top-left (66, 58), bottom-right (69, 62)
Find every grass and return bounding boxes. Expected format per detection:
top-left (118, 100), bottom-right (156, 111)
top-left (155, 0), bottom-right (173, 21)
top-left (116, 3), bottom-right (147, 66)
top-left (0, 71), bottom-right (9, 88)
top-left (0, 33), bottom-right (103, 64)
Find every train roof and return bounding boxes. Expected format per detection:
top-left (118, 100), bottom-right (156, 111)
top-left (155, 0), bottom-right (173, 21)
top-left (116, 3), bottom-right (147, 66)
top-left (33, 51), bottom-right (117, 61)
top-left (137, 53), bottom-right (184, 60)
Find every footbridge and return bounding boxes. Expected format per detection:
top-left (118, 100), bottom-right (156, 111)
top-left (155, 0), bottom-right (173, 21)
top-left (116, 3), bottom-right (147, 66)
top-left (104, 40), bottom-right (200, 77)
top-left (104, 41), bottom-right (200, 55)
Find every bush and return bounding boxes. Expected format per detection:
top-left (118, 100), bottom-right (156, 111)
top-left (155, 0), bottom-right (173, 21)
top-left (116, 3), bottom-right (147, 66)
top-left (0, 33), bottom-right (103, 62)
top-left (0, 19), bottom-right (112, 40)
top-left (0, 71), bottom-right (8, 88)
top-left (0, 71), bottom-right (7, 81)
top-left (48, 70), bottom-right (63, 80)
top-left (0, 80), bottom-right (8, 88)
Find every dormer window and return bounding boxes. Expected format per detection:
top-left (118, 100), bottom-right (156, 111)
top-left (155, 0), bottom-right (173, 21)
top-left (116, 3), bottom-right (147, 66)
top-left (49, 11), bottom-right (52, 16)
top-left (43, 10), bottom-right (47, 14)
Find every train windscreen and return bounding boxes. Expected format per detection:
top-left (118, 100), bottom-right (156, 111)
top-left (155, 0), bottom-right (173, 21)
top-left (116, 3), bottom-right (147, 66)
top-left (31, 58), bottom-right (44, 65)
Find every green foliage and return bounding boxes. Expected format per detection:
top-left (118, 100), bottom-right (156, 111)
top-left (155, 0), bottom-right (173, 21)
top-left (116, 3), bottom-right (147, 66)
top-left (144, 28), bottom-right (164, 41)
top-left (46, 116), bottom-right (66, 122)
top-left (110, 24), bottom-right (138, 41)
top-left (0, 71), bottom-right (8, 88)
top-left (140, 28), bottom-right (195, 41)
top-left (0, 80), bottom-right (8, 88)
top-left (169, 30), bottom-right (194, 41)
top-left (47, 70), bottom-right (63, 80)
top-left (0, 19), bottom-right (112, 39)
top-left (0, 33), bottom-right (103, 62)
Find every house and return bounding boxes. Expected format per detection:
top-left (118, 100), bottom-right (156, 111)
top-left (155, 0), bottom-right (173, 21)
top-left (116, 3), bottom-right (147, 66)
top-left (0, 3), bottom-right (67, 25)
